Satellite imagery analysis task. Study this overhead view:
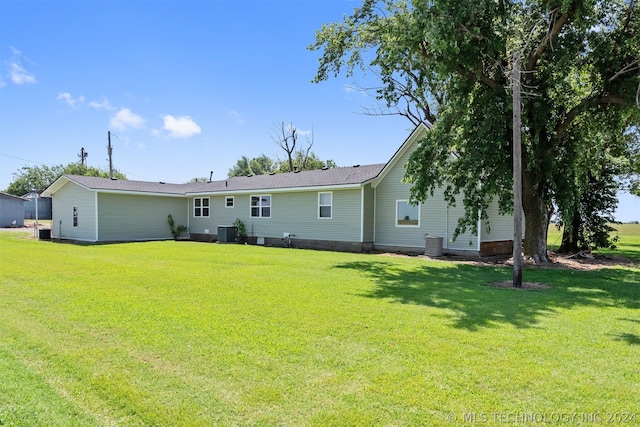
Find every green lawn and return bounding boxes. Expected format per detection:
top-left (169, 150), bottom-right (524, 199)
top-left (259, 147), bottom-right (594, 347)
top-left (1, 230), bottom-right (639, 426)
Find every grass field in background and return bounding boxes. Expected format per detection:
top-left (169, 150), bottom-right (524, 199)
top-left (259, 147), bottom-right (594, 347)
top-left (548, 223), bottom-right (640, 262)
top-left (0, 229), bottom-right (639, 426)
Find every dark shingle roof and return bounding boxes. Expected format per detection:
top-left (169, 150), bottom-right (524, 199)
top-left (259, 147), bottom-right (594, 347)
top-left (61, 175), bottom-right (189, 195)
top-left (61, 163), bottom-right (385, 196)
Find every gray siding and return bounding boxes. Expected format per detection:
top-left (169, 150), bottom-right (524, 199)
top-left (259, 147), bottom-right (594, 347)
top-left (362, 184), bottom-right (375, 242)
top-left (51, 182), bottom-right (97, 241)
top-left (97, 193), bottom-right (188, 241)
top-left (0, 194), bottom-right (25, 227)
top-left (445, 198), bottom-right (479, 251)
top-left (374, 138), bottom-right (479, 252)
top-left (189, 188), bottom-right (364, 242)
top-left (481, 198), bottom-right (516, 242)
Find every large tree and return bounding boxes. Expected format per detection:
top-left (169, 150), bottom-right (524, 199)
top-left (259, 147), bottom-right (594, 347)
top-left (5, 163), bottom-right (126, 196)
top-left (310, 0), bottom-right (639, 262)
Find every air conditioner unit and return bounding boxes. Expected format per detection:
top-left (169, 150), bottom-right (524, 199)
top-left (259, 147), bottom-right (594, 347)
top-left (425, 236), bottom-right (443, 257)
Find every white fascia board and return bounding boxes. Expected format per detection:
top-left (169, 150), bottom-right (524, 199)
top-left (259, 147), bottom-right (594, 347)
top-left (94, 189), bottom-right (186, 198)
top-left (186, 183), bottom-right (363, 197)
top-left (42, 176), bottom-right (89, 197)
top-left (371, 122), bottom-right (430, 189)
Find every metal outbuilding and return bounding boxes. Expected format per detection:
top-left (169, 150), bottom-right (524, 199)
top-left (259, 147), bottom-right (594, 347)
top-left (0, 192), bottom-right (27, 227)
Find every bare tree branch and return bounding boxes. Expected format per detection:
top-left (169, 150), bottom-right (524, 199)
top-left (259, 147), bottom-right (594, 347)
top-left (608, 60), bottom-right (640, 82)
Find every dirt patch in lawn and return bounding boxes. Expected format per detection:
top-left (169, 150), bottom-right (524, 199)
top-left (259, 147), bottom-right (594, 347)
top-left (380, 250), bottom-right (635, 271)
top-left (488, 281), bottom-right (551, 290)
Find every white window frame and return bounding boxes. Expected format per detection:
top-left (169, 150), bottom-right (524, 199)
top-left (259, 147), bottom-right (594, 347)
top-left (318, 191), bottom-right (333, 219)
top-left (396, 200), bottom-right (420, 228)
top-left (193, 197), bottom-right (210, 218)
top-left (250, 194), bottom-right (271, 218)
top-left (73, 206), bottom-right (78, 227)
top-left (225, 196), bottom-right (234, 208)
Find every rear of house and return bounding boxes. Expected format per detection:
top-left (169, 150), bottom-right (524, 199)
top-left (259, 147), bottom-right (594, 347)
top-left (371, 123), bottom-right (513, 256)
top-left (186, 165), bottom-right (383, 252)
top-left (43, 124), bottom-right (515, 256)
top-left (45, 176), bottom-right (188, 242)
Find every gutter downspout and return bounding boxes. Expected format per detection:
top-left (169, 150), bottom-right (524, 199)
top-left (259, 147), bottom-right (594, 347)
top-left (477, 210), bottom-right (482, 254)
top-left (445, 205), bottom-right (449, 249)
top-left (95, 192), bottom-right (99, 242)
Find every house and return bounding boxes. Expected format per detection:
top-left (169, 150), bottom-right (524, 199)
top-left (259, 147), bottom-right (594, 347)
top-left (42, 124), bottom-right (514, 256)
top-left (0, 192), bottom-right (27, 228)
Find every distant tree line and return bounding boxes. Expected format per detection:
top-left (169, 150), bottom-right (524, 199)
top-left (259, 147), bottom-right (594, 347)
top-left (5, 163), bottom-right (126, 196)
top-left (227, 122), bottom-right (336, 177)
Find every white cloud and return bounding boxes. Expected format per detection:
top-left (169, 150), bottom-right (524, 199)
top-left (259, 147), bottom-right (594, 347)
top-left (5, 47), bottom-right (36, 85)
top-left (57, 92), bottom-right (85, 108)
top-left (10, 63), bottom-right (35, 84)
top-left (89, 98), bottom-right (115, 110)
top-left (226, 109), bottom-right (245, 125)
top-left (161, 115), bottom-right (201, 138)
top-left (110, 108), bottom-right (145, 131)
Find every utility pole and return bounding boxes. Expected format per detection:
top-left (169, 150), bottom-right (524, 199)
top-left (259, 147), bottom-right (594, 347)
top-left (107, 131), bottom-right (114, 179)
top-left (78, 147), bottom-right (88, 166)
top-left (512, 52), bottom-right (523, 288)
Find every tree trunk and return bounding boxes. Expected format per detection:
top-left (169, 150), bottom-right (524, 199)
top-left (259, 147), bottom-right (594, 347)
top-left (558, 208), bottom-right (581, 253)
top-left (522, 170), bottom-right (550, 263)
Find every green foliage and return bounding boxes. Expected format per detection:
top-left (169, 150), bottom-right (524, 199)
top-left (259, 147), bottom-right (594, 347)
top-left (310, 0), bottom-right (640, 259)
top-left (275, 150), bottom-right (336, 173)
top-left (5, 163), bottom-right (126, 195)
top-left (232, 217), bottom-right (246, 239)
top-left (0, 231), bottom-right (639, 424)
top-left (228, 152), bottom-right (336, 177)
top-left (228, 154), bottom-right (275, 177)
top-left (167, 214), bottom-right (187, 239)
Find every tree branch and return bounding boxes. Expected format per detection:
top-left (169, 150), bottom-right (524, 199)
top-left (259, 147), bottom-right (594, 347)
top-left (455, 64), bottom-right (502, 91)
top-left (556, 95), bottom-right (627, 139)
top-left (525, 4), bottom-right (576, 72)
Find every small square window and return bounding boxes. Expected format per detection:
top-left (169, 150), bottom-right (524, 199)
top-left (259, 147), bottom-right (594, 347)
top-left (396, 200), bottom-right (419, 227)
top-left (225, 196), bottom-right (234, 208)
top-left (194, 197), bottom-right (210, 217)
top-left (250, 195), bottom-right (271, 218)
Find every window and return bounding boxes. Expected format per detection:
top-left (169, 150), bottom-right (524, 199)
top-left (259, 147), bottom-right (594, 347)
top-left (73, 206), bottom-right (78, 227)
top-left (194, 197), bottom-right (210, 217)
top-left (250, 195), bottom-right (271, 218)
top-left (396, 200), bottom-right (419, 227)
top-left (318, 192), bottom-right (332, 219)
top-left (225, 196), bottom-right (234, 208)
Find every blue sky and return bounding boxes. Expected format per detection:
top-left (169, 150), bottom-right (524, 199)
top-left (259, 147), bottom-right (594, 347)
top-left (1, 0), bottom-right (638, 221)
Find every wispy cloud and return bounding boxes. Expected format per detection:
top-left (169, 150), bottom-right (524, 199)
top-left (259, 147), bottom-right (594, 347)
top-left (89, 98), bottom-right (115, 111)
top-left (57, 92), bottom-right (85, 108)
top-left (4, 47), bottom-right (36, 85)
top-left (161, 115), bottom-right (201, 138)
top-left (110, 108), bottom-right (145, 131)
top-left (226, 109), bottom-right (245, 125)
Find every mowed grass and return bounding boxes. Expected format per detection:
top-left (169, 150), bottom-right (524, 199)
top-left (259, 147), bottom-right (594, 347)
top-left (548, 223), bottom-right (640, 262)
top-left (1, 230), bottom-right (639, 426)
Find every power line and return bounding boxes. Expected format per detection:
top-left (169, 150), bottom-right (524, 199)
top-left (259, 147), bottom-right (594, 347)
top-left (0, 152), bottom-right (56, 166)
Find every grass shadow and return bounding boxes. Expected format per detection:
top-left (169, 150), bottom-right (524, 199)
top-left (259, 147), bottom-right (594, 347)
top-left (335, 260), bottom-right (640, 331)
top-left (614, 333), bottom-right (640, 346)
